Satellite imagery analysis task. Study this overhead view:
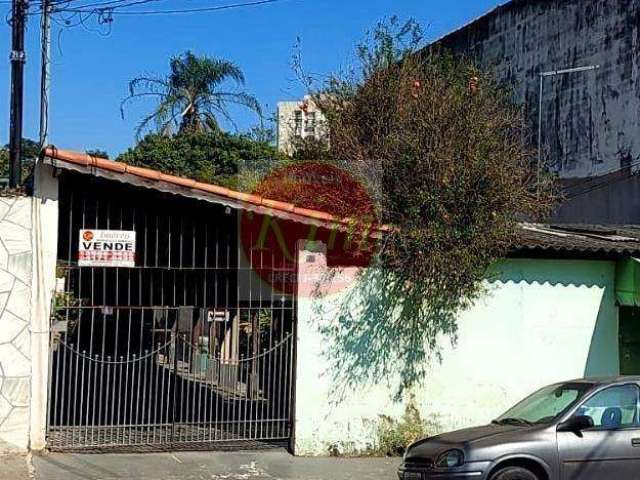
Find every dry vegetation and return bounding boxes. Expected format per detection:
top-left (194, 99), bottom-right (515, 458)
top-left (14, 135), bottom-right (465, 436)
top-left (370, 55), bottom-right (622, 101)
top-left (297, 18), bottom-right (557, 395)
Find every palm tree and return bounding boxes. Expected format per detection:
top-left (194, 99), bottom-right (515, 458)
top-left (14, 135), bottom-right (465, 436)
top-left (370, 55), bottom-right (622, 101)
top-left (121, 51), bottom-right (261, 138)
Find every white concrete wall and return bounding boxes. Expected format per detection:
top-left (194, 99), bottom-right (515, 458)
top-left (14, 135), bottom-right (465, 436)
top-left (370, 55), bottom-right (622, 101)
top-left (29, 163), bottom-right (59, 450)
top-left (0, 163), bottom-right (59, 453)
top-left (0, 195), bottom-right (33, 452)
top-left (294, 246), bottom-right (619, 455)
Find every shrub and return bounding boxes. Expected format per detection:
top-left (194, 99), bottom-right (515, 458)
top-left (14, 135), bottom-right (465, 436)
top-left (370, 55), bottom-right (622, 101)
top-left (373, 399), bottom-right (438, 457)
top-left (303, 17), bottom-right (556, 395)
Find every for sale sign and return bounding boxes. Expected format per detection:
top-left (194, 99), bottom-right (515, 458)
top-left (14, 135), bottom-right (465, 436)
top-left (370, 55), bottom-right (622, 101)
top-left (78, 229), bottom-right (136, 267)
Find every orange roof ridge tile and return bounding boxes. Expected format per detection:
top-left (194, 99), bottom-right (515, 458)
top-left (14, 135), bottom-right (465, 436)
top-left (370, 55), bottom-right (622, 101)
top-left (42, 146), bottom-right (385, 232)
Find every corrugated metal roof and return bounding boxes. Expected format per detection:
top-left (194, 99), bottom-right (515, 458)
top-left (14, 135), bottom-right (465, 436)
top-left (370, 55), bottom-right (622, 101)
top-left (514, 224), bottom-right (640, 258)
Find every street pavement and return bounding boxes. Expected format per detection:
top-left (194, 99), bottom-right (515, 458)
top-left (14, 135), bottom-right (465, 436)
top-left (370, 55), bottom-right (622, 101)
top-left (19, 449), bottom-right (398, 480)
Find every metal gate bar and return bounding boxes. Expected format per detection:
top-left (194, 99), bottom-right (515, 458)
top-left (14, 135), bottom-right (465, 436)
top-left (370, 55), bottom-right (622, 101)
top-left (47, 173), bottom-right (297, 451)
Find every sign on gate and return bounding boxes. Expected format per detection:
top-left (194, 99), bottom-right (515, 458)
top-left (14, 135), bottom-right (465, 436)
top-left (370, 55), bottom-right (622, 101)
top-left (78, 229), bottom-right (136, 267)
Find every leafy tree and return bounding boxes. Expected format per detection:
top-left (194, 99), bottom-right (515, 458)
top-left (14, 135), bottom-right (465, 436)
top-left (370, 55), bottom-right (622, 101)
top-left (298, 18), bottom-right (556, 395)
top-left (0, 141), bottom-right (110, 189)
top-left (0, 138), bottom-right (41, 182)
top-left (244, 112), bottom-right (279, 145)
top-left (86, 149), bottom-right (109, 159)
top-left (356, 15), bottom-right (424, 78)
top-left (116, 130), bottom-right (288, 191)
top-left (247, 124), bottom-right (276, 145)
top-left (290, 136), bottom-right (331, 161)
top-left (121, 51), bottom-right (261, 139)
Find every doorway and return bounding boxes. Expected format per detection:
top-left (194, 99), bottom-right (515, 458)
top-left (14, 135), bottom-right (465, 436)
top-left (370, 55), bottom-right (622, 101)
top-left (619, 307), bottom-right (640, 375)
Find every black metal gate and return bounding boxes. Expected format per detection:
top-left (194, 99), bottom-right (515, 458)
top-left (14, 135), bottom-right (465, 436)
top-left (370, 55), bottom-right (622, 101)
top-left (47, 173), bottom-right (297, 451)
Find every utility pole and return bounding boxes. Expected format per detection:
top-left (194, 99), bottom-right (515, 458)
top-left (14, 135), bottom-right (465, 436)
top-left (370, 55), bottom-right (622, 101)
top-left (8, 0), bottom-right (28, 188)
top-left (39, 0), bottom-right (52, 147)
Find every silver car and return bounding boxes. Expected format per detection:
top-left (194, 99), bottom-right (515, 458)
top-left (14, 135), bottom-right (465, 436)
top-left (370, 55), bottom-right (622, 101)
top-left (398, 376), bottom-right (640, 480)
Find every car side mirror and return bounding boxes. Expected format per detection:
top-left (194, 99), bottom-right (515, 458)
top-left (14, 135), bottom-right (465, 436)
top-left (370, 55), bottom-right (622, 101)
top-left (558, 415), bottom-right (594, 433)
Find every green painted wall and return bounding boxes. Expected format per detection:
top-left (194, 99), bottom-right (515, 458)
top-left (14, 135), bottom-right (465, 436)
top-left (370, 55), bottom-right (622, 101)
top-left (295, 251), bottom-right (620, 456)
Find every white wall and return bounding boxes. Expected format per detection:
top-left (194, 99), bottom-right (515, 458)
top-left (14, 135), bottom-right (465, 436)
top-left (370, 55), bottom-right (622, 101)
top-left (29, 163), bottom-right (59, 450)
top-left (0, 163), bottom-right (59, 453)
top-left (294, 245), bottom-right (619, 455)
top-left (0, 195), bottom-right (33, 452)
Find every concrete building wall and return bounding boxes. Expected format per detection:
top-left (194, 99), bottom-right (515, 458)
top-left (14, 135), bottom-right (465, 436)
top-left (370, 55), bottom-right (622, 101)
top-left (434, 0), bottom-right (640, 179)
top-left (277, 96), bottom-right (328, 154)
top-left (555, 174), bottom-right (640, 223)
top-left (294, 246), bottom-right (619, 455)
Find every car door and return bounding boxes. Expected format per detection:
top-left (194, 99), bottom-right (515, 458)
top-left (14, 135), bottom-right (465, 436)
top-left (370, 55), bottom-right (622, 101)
top-left (557, 383), bottom-right (640, 480)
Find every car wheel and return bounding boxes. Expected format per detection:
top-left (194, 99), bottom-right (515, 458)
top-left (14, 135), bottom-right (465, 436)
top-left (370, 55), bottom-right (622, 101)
top-left (490, 466), bottom-right (539, 480)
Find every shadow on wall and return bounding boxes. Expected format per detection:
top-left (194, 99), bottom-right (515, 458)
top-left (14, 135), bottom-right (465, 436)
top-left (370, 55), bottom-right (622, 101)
top-left (313, 267), bottom-right (460, 403)
top-left (583, 310), bottom-right (617, 377)
top-left (488, 259), bottom-right (618, 378)
top-left (315, 259), bottom-right (618, 402)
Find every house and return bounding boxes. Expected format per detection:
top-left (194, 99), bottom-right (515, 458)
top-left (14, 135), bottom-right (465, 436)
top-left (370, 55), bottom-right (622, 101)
top-left (1, 148), bottom-right (640, 455)
top-left (427, 0), bottom-right (640, 224)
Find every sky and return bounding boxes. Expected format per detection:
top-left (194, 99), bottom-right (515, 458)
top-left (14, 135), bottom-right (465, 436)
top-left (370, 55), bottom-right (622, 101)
top-left (0, 0), bottom-right (505, 157)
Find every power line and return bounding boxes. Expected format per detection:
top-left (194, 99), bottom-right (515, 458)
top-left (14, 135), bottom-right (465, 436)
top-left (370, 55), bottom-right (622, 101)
top-left (0, 0), bottom-right (80, 6)
top-left (54, 0), bottom-right (162, 11)
top-left (54, 0), bottom-right (288, 15)
top-left (564, 162), bottom-right (640, 200)
top-left (562, 154), bottom-right (640, 195)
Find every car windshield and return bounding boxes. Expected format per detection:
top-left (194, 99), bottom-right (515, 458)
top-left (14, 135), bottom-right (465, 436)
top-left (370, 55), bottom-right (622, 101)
top-left (494, 382), bottom-right (594, 425)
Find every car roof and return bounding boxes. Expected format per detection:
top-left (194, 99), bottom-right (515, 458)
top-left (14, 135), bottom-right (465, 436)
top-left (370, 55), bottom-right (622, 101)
top-left (564, 375), bottom-right (640, 386)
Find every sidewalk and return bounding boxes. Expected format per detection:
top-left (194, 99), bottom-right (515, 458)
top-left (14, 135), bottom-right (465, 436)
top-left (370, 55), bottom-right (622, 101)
top-left (0, 454), bottom-right (33, 480)
top-left (29, 449), bottom-right (399, 480)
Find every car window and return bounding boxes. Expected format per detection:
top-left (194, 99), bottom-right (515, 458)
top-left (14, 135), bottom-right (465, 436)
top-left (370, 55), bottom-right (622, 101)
top-left (516, 388), bottom-right (582, 422)
top-left (577, 384), bottom-right (640, 429)
top-left (497, 383), bottom-right (592, 424)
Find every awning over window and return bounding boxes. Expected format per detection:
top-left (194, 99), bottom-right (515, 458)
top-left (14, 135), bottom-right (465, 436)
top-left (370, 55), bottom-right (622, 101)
top-left (616, 258), bottom-right (640, 306)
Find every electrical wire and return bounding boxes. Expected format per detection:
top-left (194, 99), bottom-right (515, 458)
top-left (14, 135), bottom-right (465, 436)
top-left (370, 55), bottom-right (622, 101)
top-left (56, 0), bottom-right (160, 9)
top-left (54, 0), bottom-right (288, 15)
top-left (53, 0), bottom-right (163, 12)
top-left (563, 160), bottom-right (640, 199)
top-left (18, 0), bottom-right (294, 22)
top-left (0, 0), bottom-right (82, 7)
top-left (562, 155), bottom-right (640, 190)
top-left (11, 0), bottom-right (213, 17)
top-left (38, 0), bottom-right (51, 150)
